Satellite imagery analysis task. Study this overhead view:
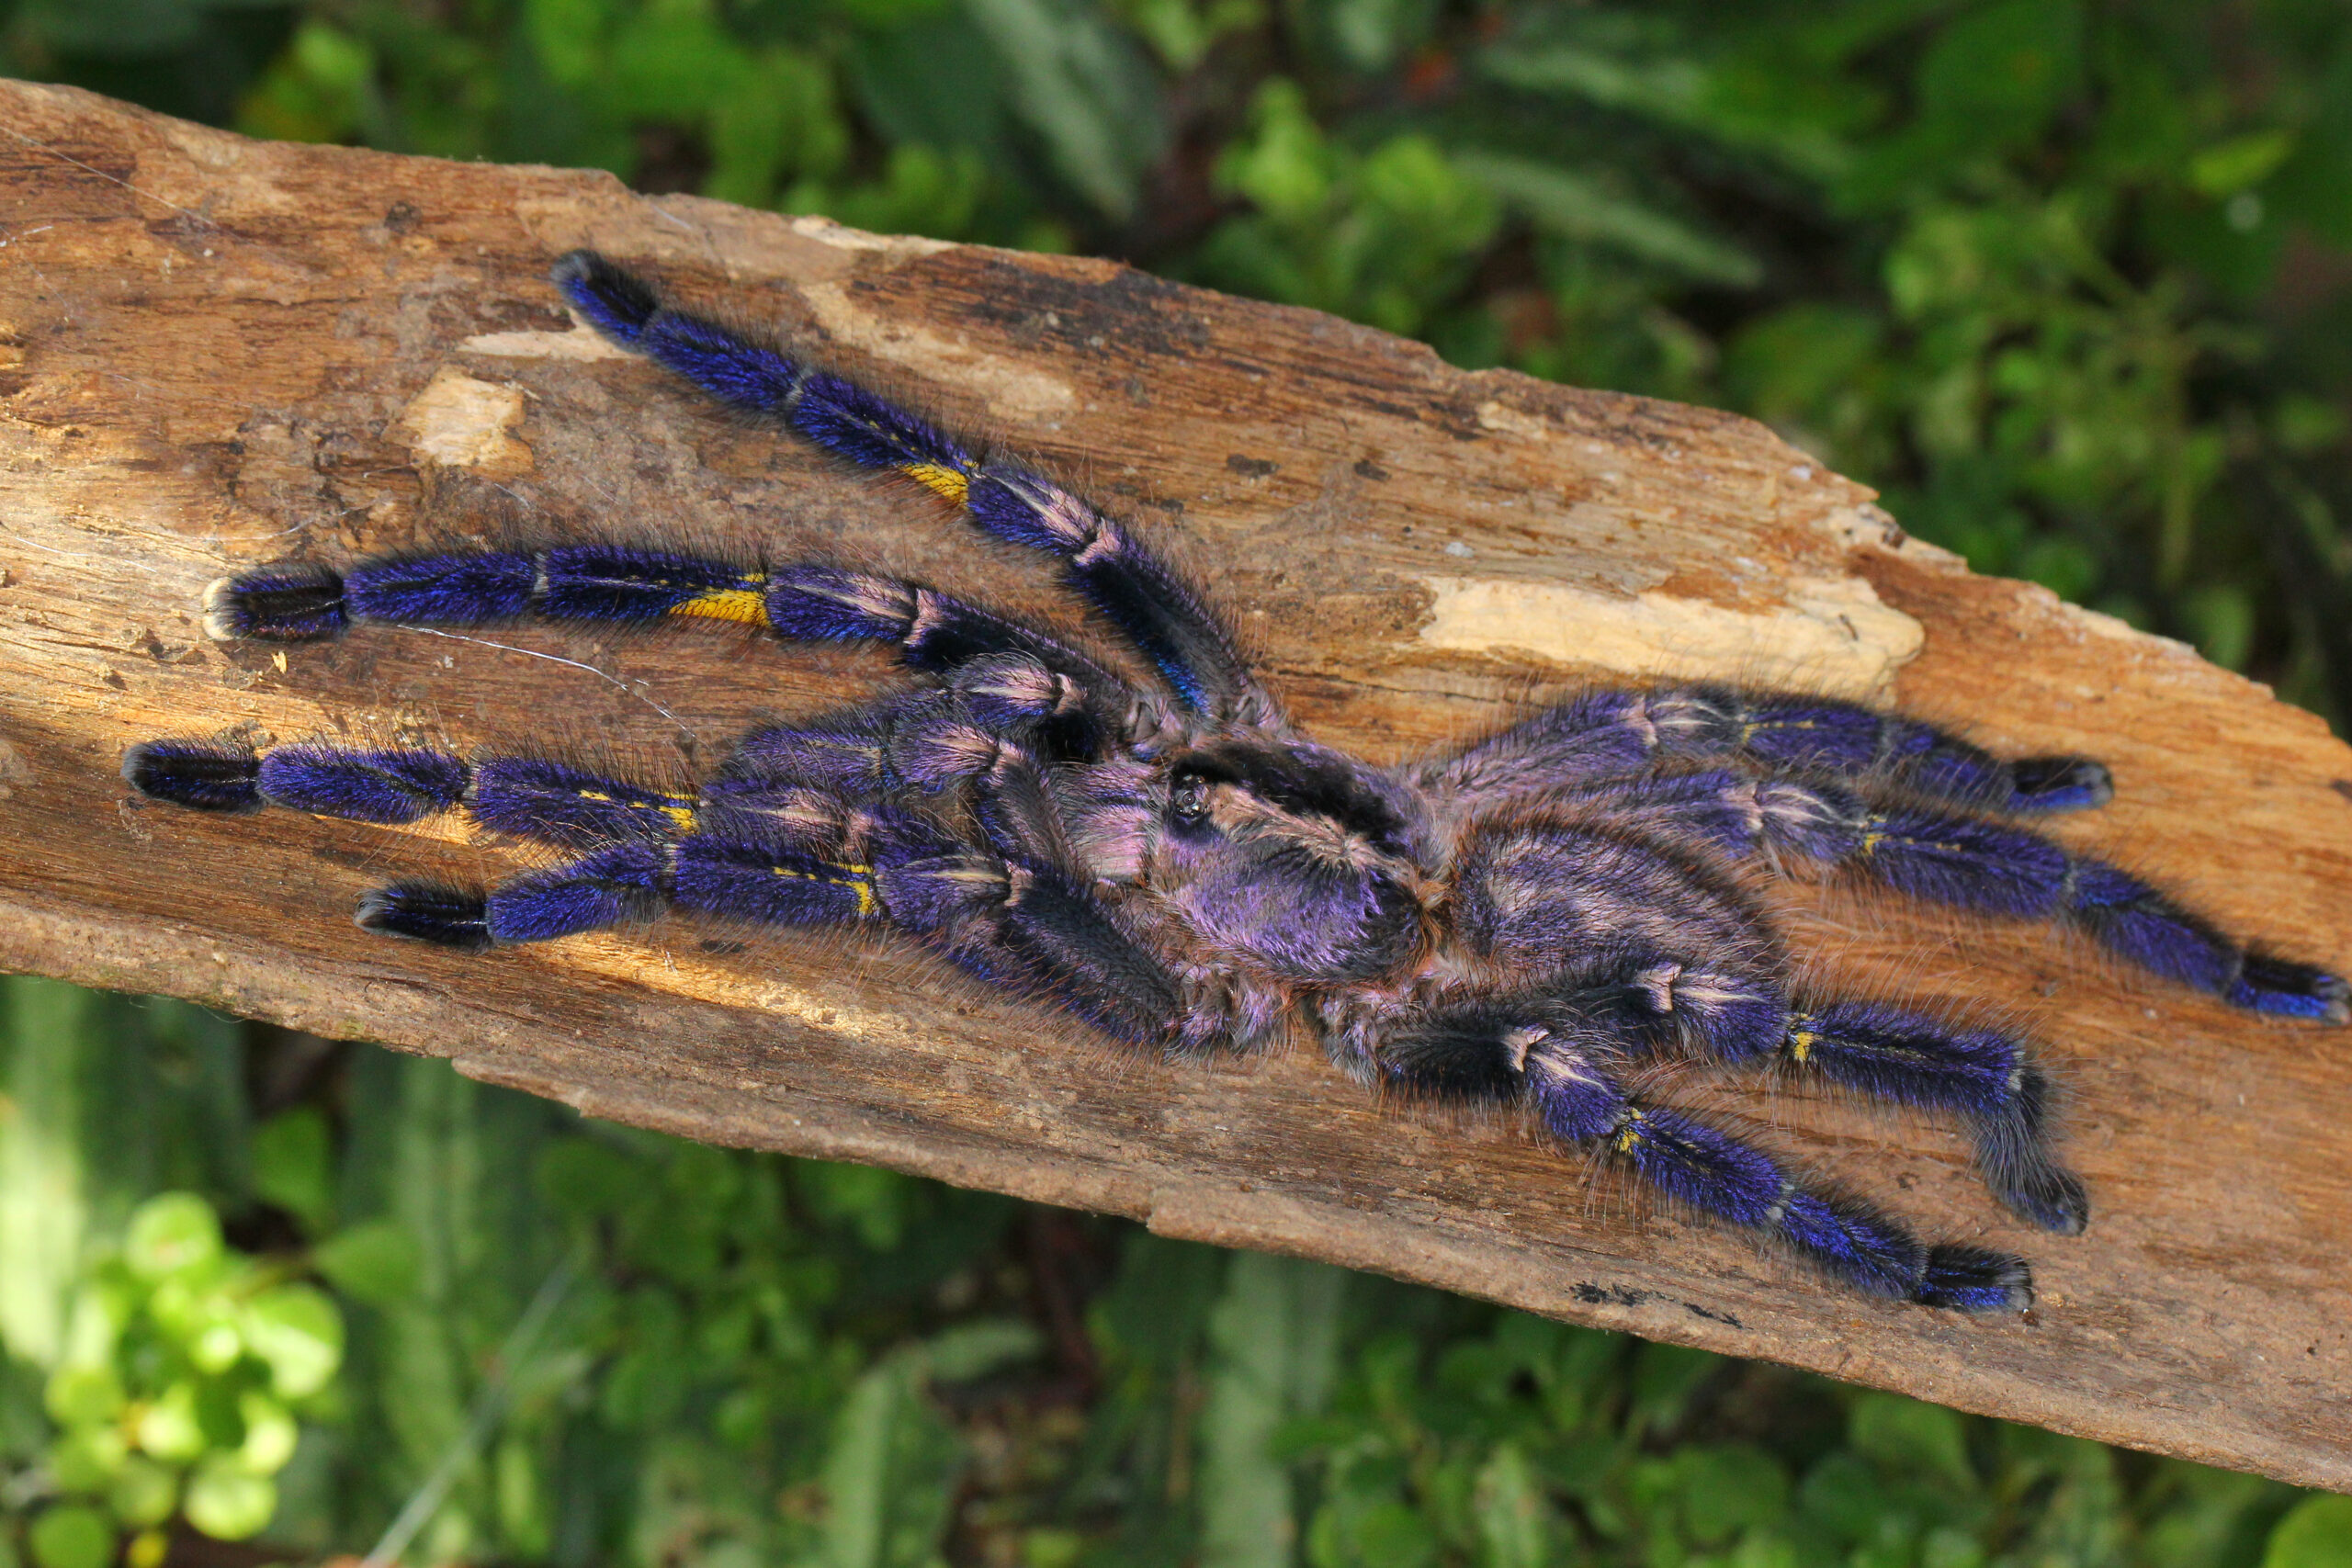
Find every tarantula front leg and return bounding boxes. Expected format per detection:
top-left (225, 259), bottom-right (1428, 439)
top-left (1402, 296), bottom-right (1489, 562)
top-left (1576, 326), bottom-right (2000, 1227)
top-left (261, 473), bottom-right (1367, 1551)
top-left (1433, 685), bottom-right (2112, 817)
top-left (552, 251), bottom-right (1272, 721)
top-left (206, 547), bottom-right (1120, 707)
top-left (123, 734), bottom-right (699, 847)
top-left (1574, 767), bottom-right (2351, 1022)
top-left (1374, 993), bottom-right (2031, 1311)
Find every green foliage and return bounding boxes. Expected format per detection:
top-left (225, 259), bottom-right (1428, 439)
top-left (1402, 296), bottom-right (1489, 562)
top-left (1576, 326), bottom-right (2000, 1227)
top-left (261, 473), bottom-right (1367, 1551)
top-left (0, 985), bottom-right (338, 1567)
top-left (0, 967), bottom-right (2338, 1565)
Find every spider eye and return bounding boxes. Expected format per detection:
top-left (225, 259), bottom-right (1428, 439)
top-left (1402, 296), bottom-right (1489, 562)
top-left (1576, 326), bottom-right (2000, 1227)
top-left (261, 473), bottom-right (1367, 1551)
top-left (1170, 771), bottom-right (1212, 826)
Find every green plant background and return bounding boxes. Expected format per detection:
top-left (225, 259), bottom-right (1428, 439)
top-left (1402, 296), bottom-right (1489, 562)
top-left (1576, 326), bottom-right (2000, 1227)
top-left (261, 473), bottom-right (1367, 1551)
top-left (6, 0), bottom-right (2352, 1562)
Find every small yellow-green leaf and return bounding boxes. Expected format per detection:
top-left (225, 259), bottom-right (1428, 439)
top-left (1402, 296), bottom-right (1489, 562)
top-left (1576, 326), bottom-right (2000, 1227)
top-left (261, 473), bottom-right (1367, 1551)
top-left (28, 1507), bottom-right (113, 1568)
top-left (43, 1364), bottom-right (124, 1428)
top-left (124, 1193), bottom-right (222, 1280)
top-left (236, 1391), bottom-right (300, 1475)
top-left (243, 1283), bottom-right (344, 1398)
top-left (133, 1384), bottom-right (205, 1463)
top-left (47, 1427), bottom-right (130, 1493)
top-left (2189, 130), bottom-right (2297, 198)
top-left (184, 1456), bottom-right (277, 1540)
top-left (189, 1314), bottom-right (244, 1375)
top-left (107, 1457), bottom-right (179, 1530)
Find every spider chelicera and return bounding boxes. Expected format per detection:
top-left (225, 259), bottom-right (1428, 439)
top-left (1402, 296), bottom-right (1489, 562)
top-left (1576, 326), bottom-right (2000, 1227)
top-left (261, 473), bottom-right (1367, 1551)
top-left (124, 252), bottom-right (2350, 1312)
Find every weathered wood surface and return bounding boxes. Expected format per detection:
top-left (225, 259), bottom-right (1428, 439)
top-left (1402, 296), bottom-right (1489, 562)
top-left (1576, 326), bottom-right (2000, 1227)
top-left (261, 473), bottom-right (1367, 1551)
top-left (4, 78), bottom-right (2350, 1488)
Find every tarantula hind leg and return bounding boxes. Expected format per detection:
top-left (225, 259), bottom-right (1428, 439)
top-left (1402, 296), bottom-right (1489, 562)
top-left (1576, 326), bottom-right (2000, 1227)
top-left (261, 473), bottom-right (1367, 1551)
top-left (1376, 1000), bottom-right (2032, 1312)
top-left (1628, 768), bottom-right (2349, 1023)
top-left (1774, 1000), bottom-right (2087, 1235)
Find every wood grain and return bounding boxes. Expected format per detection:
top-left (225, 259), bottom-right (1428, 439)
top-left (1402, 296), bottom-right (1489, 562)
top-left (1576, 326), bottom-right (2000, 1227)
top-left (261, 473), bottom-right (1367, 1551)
top-left (4, 80), bottom-right (2350, 1489)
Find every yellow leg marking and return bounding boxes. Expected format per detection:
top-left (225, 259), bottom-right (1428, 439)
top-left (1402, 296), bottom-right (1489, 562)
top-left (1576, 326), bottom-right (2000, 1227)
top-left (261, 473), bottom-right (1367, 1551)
top-left (573, 789), bottom-right (697, 833)
top-left (671, 585), bottom-right (771, 625)
top-left (1612, 1109), bottom-right (1647, 1155)
top-left (770, 861), bottom-right (879, 919)
top-left (1786, 1030), bottom-right (1817, 1065)
top-left (901, 463), bottom-right (971, 503)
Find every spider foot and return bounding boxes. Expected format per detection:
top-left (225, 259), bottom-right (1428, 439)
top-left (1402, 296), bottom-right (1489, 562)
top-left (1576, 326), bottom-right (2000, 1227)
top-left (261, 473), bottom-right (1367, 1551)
top-left (122, 738), bottom-right (261, 812)
top-left (1988, 1159), bottom-right (2090, 1236)
top-left (356, 881), bottom-right (492, 952)
top-left (2006, 756), bottom-right (2113, 814)
top-left (203, 564), bottom-right (346, 642)
top-left (2230, 954), bottom-right (2351, 1024)
top-left (551, 250), bottom-right (660, 341)
top-left (1914, 1246), bottom-right (2033, 1314)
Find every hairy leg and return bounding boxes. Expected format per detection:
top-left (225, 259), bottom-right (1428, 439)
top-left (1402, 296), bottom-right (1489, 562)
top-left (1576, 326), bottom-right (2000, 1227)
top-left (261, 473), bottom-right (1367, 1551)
top-left (122, 736), bottom-right (697, 851)
top-left (201, 547), bottom-right (1125, 703)
top-left (1374, 996), bottom-right (2030, 1311)
top-left (1433, 684), bottom-right (2111, 817)
top-left (1570, 767), bottom-right (2348, 1022)
top-left (552, 250), bottom-right (1268, 721)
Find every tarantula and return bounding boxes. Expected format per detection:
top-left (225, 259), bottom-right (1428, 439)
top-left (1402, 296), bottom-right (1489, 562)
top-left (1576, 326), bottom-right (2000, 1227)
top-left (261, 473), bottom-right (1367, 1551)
top-left (125, 253), bottom-right (2348, 1313)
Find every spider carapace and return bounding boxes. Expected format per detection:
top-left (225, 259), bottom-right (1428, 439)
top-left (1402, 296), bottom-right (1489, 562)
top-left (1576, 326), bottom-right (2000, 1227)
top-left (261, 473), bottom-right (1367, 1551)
top-left (126, 252), bottom-right (2350, 1312)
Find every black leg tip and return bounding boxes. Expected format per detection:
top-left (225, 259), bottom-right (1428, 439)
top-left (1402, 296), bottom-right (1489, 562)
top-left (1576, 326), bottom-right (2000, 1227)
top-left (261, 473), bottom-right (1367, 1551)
top-left (1914, 1246), bottom-right (2033, 1314)
top-left (122, 739), bottom-right (262, 812)
top-left (2008, 756), bottom-right (2114, 814)
top-left (2232, 954), bottom-right (2351, 1024)
top-left (551, 251), bottom-right (660, 342)
top-left (356, 882), bottom-right (492, 953)
top-left (203, 566), bottom-right (346, 643)
top-left (2000, 1168), bottom-right (2090, 1236)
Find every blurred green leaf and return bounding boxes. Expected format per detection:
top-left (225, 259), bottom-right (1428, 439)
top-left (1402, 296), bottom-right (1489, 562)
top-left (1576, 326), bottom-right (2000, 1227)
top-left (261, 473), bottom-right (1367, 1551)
top-left (184, 1453), bottom-right (277, 1540)
top-left (2190, 130), bottom-right (2297, 198)
top-left (243, 1283), bottom-right (344, 1398)
top-left (27, 1507), bottom-right (111, 1568)
top-left (125, 1192), bottom-right (221, 1281)
top-left (1472, 1442), bottom-right (1555, 1568)
top-left (252, 1107), bottom-right (334, 1233)
top-left (107, 1455), bottom-right (179, 1529)
top-left (42, 1364), bottom-right (123, 1428)
top-left (133, 1383), bottom-right (206, 1463)
top-left (1849, 1394), bottom-right (1976, 1493)
top-left (312, 1217), bottom-right (424, 1307)
top-left (813, 1348), bottom-right (964, 1568)
top-left (2266, 1495), bottom-right (2352, 1568)
top-left (1200, 1253), bottom-right (1344, 1568)
top-left (964, 0), bottom-right (1164, 219)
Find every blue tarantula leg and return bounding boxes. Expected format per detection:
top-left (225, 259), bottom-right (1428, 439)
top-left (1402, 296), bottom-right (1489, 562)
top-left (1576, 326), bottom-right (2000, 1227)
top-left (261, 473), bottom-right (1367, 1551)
top-left (880, 848), bottom-right (1187, 1047)
top-left (962, 465), bottom-right (1261, 717)
top-left (1374, 1005), bottom-right (2029, 1310)
top-left (359, 819), bottom-right (884, 952)
top-left (125, 739), bottom-right (699, 851)
top-left (1781, 1002), bottom-right (2087, 1233)
top-left (552, 250), bottom-right (978, 499)
top-left (1601, 1102), bottom-right (2029, 1309)
top-left (1647, 688), bottom-right (2113, 815)
top-left (359, 842), bottom-right (668, 951)
top-left (552, 250), bottom-right (1265, 719)
top-left (1435, 686), bottom-right (2110, 816)
top-left (1675, 774), bottom-right (2352, 1023)
top-left (1850, 809), bottom-right (2351, 1021)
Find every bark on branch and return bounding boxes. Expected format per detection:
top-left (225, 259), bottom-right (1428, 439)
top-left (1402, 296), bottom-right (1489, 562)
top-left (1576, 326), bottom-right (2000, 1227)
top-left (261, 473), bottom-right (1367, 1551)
top-left (4, 79), bottom-right (2350, 1490)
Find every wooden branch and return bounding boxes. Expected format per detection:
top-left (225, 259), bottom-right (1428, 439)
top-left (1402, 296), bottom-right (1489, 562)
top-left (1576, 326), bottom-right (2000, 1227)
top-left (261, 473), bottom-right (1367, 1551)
top-left (5, 80), bottom-right (2351, 1490)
